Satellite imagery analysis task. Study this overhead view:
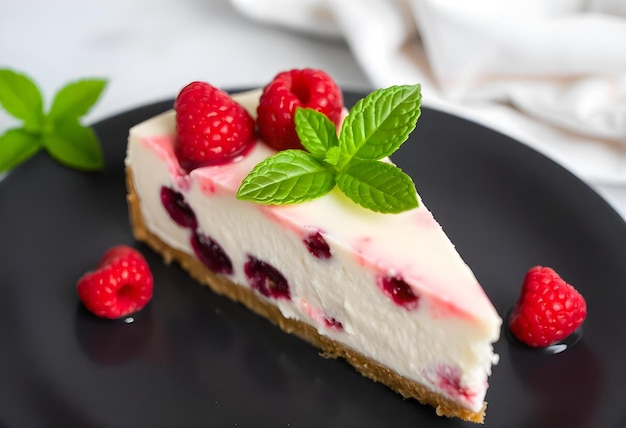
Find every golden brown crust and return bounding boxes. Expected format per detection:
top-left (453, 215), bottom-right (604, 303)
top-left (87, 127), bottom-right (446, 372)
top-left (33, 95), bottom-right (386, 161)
top-left (125, 167), bottom-right (486, 423)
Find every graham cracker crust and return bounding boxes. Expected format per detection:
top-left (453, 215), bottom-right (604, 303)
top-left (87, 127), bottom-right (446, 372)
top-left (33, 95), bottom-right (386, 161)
top-left (125, 167), bottom-right (487, 423)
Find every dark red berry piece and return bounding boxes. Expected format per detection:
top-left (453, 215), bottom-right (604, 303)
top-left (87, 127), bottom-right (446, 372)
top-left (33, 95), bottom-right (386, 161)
top-left (191, 231), bottom-right (233, 275)
top-left (377, 274), bottom-right (419, 310)
top-left (244, 256), bottom-right (290, 300)
top-left (304, 231), bottom-right (331, 259)
top-left (324, 316), bottom-right (343, 331)
top-left (160, 186), bottom-right (198, 230)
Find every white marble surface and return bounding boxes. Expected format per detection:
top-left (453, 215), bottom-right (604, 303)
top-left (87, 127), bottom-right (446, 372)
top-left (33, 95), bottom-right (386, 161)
top-left (1, 0), bottom-right (626, 221)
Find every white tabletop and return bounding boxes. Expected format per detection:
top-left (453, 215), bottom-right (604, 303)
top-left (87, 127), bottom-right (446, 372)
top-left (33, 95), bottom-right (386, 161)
top-left (2, 0), bottom-right (626, 221)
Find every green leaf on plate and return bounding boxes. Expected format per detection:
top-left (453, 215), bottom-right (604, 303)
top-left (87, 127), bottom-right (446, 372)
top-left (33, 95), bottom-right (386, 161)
top-left (0, 68), bottom-right (44, 130)
top-left (0, 128), bottom-right (42, 172)
top-left (0, 68), bottom-right (107, 173)
top-left (48, 78), bottom-right (107, 121)
top-left (43, 118), bottom-right (104, 171)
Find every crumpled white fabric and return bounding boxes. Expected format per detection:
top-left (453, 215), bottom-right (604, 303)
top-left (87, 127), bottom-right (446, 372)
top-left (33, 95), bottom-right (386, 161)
top-left (231, 0), bottom-right (626, 184)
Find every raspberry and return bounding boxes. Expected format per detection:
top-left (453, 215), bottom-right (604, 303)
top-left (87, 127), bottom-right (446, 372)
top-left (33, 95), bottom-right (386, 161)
top-left (257, 68), bottom-right (343, 151)
top-left (77, 245), bottom-right (154, 319)
top-left (174, 81), bottom-right (255, 168)
top-left (509, 266), bottom-right (587, 347)
top-left (303, 231), bottom-right (331, 259)
top-left (244, 256), bottom-right (291, 300)
top-left (160, 186), bottom-right (198, 230)
top-left (190, 231), bottom-right (234, 275)
top-left (377, 274), bottom-right (419, 310)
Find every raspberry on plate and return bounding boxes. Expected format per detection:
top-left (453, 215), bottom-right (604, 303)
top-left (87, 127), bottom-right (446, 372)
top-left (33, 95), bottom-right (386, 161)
top-left (508, 266), bottom-right (587, 347)
top-left (257, 68), bottom-right (343, 151)
top-left (175, 81), bottom-right (255, 168)
top-left (77, 245), bottom-right (154, 319)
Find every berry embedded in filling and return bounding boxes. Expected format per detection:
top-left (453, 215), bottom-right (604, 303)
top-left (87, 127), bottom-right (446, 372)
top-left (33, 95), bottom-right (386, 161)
top-left (190, 231), bottom-right (233, 275)
top-left (324, 316), bottom-right (344, 331)
top-left (434, 364), bottom-right (476, 402)
top-left (377, 274), bottom-right (420, 310)
top-left (303, 231), bottom-right (332, 259)
top-left (244, 256), bottom-right (291, 300)
top-left (160, 186), bottom-right (198, 230)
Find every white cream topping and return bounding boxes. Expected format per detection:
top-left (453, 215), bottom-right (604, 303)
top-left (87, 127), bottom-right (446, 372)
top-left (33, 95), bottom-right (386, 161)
top-left (125, 90), bottom-right (501, 412)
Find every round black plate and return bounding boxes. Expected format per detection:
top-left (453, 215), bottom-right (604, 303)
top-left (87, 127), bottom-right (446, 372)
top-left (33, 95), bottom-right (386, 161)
top-left (1, 92), bottom-right (625, 428)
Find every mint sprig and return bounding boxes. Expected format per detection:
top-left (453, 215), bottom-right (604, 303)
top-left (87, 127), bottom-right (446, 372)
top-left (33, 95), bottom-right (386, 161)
top-left (0, 68), bottom-right (107, 172)
top-left (237, 84), bottom-right (422, 214)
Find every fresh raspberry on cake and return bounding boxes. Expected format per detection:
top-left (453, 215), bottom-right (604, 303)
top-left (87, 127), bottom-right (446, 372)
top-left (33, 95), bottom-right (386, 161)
top-left (77, 245), bottom-right (154, 319)
top-left (175, 81), bottom-right (254, 167)
top-left (509, 266), bottom-right (587, 347)
top-left (256, 68), bottom-right (343, 151)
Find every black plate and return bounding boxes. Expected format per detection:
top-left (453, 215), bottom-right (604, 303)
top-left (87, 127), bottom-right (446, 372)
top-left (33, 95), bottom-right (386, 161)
top-left (1, 91), bottom-right (625, 428)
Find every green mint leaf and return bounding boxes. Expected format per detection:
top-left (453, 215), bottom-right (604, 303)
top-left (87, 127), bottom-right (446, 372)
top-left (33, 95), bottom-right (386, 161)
top-left (0, 68), bottom-right (107, 172)
top-left (0, 128), bottom-right (42, 172)
top-left (294, 107), bottom-right (339, 158)
top-left (239, 85), bottom-right (423, 214)
top-left (336, 159), bottom-right (418, 213)
top-left (48, 78), bottom-right (107, 120)
top-left (42, 118), bottom-right (104, 171)
top-left (337, 84), bottom-right (421, 167)
top-left (0, 68), bottom-right (44, 130)
top-left (324, 146), bottom-right (341, 166)
top-left (237, 150), bottom-right (335, 204)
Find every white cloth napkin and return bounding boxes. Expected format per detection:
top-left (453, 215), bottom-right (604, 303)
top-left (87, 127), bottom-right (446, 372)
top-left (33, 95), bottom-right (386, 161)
top-left (231, 0), bottom-right (626, 184)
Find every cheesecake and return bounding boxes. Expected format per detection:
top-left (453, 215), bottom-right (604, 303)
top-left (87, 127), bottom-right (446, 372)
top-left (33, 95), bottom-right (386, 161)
top-left (125, 82), bottom-right (501, 422)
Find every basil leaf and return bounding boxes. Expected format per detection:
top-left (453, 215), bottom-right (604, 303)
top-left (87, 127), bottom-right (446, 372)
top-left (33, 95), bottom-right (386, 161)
top-left (338, 85), bottom-right (421, 166)
top-left (0, 128), bottom-right (42, 172)
top-left (237, 150), bottom-right (335, 204)
top-left (48, 78), bottom-right (107, 120)
top-left (295, 107), bottom-right (339, 158)
top-left (0, 69), bottom-right (44, 130)
top-left (336, 159), bottom-right (418, 213)
top-left (43, 118), bottom-right (104, 171)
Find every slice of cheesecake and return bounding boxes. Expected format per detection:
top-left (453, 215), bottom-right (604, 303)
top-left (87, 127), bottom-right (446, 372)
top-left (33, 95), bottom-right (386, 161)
top-left (125, 88), bottom-right (501, 423)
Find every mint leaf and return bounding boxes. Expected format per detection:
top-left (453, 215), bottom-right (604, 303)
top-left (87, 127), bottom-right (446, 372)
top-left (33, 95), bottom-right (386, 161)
top-left (0, 69), bottom-right (44, 130)
top-left (337, 85), bottom-right (421, 167)
top-left (238, 84), bottom-right (423, 214)
top-left (324, 146), bottom-right (341, 166)
top-left (237, 150), bottom-right (335, 204)
top-left (294, 107), bottom-right (338, 158)
top-left (0, 68), bottom-right (107, 172)
top-left (48, 78), bottom-right (107, 120)
top-left (43, 118), bottom-right (104, 171)
top-left (0, 128), bottom-right (42, 172)
top-left (336, 159), bottom-right (418, 213)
